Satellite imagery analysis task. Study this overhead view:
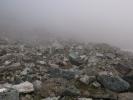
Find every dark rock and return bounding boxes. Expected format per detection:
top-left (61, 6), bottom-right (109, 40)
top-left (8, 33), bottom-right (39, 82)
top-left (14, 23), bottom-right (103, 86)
top-left (47, 68), bottom-right (75, 80)
top-left (122, 75), bottom-right (133, 91)
top-left (113, 63), bottom-right (132, 76)
top-left (97, 75), bottom-right (130, 92)
top-left (69, 52), bottom-right (83, 66)
top-left (0, 49), bottom-right (7, 56)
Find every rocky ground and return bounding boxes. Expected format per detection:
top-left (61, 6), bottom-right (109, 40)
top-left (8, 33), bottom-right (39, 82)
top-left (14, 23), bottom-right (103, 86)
top-left (0, 36), bottom-right (133, 100)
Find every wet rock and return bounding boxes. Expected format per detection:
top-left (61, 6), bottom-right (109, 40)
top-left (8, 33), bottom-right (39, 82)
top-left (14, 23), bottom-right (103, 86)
top-left (118, 92), bottom-right (133, 100)
top-left (12, 81), bottom-right (34, 93)
top-left (97, 72), bottom-right (130, 92)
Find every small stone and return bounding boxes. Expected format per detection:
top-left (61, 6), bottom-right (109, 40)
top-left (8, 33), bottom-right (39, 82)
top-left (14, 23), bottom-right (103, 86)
top-left (79, 75), bottom-right (95, 85)
top-left (92, 81), bottom-right (101, 88)
top-left (37, 61), bottom-right (46, 65)
top-left (4, 60), bottom-right (11, 65)
top-left (0, 88), bottom-right (7, 93)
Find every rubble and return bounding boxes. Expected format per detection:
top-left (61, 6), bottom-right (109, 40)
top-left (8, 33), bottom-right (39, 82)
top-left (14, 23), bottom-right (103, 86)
top-left (0, 37), bottom-right (133, 99)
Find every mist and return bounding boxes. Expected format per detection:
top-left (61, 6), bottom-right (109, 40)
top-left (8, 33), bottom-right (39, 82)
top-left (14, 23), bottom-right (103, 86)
top-left (0, 0), bottom-right (133, 50)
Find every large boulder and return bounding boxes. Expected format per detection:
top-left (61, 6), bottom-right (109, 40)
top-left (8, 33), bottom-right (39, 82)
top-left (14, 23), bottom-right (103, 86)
top-left (97, 72), bottom-right (130, 92)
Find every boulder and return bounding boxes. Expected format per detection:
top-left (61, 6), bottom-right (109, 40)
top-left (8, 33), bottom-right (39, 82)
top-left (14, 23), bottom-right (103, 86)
top-left (12, 81), bottom-right (34, 93)
top-left (47, 68), bottom-right (76, 80)
top-left (69, 52), bottom-right (83, 65)
top-left (97, 73), bottom-right (130, 92)
top-left (123, 75), bottom-right (133, 91)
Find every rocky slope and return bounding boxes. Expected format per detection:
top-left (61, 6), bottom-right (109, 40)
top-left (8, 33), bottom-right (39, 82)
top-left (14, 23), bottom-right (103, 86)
top-left (0, 37), bottom-right (133, 100)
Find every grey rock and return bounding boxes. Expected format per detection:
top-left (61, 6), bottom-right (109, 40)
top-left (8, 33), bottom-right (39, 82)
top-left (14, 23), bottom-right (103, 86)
top-left (12, 81), bottom-right (34, 93)
top-left (21, 67), bottom-right (30, 75)
top-left (47, 68), bottom-right (76, 80)
top-left (69, 52), bottom-right (83, 65)
top-left (62, 85), bottom-right (80, 96)
top-left (0, 89), bottom-right (19, 100)
top-left (97, 74), bottom-right (130, 92)
top-left (79, 75), bottom-right (95, 85)
top-left (33, 80), bottom-right (42, 91)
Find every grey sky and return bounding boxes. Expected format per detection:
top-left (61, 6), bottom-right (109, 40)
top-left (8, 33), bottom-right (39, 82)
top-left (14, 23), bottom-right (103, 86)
top-left (0, 0), bottom-right (133, 49)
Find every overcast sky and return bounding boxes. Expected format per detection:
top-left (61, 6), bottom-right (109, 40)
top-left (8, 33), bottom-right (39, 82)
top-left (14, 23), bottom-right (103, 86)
top-left (0, 0), bottom-right (133, 49)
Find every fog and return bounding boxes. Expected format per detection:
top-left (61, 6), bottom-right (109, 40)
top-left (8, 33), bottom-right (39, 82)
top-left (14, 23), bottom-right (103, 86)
top-left (0, 0), bottom-right (133, 50)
